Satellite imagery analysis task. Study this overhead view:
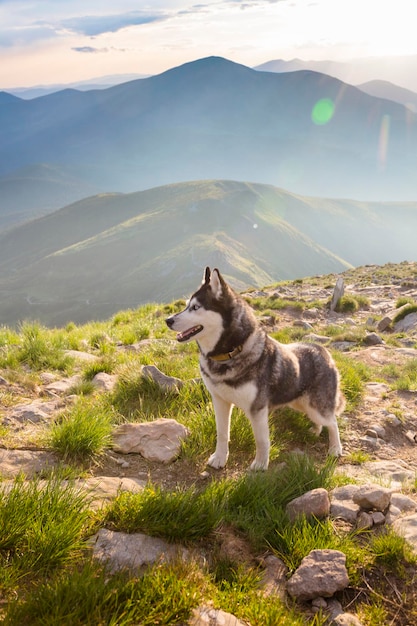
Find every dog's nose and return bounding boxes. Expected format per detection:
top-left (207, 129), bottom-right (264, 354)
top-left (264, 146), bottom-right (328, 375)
top-left (166, 317), bottom-right (174, 328)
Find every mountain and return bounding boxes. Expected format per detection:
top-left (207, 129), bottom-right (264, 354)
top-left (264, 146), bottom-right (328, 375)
top-left (0, 179), bottom-right (416, 327)
top-left (254, 55), bottom-right (417, 92)
top-left (1, 56), bottom-right (417, 219)
top-left (0, 163), bottom-right (102, 230)
top-left (5, 73), bottom-right (148, 100)
top-left (357, 80), bottom-right (417, 112)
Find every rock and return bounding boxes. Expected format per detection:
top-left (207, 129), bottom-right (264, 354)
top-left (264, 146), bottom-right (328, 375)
top-left (392, 513), bottom-right (417, 553)
top-left (331, 485), bottom-right (361, 501)
top-left (189, 606), bottom-right (247, 626)
top-left (330, 277), bottom-right (345, 312)
top-left (352, 484), bottom-right (392, 512)
top-left (330, 500), bottom-right (360, 524)
top-left (371, 511), bottom-right (385, 526)
top-left (112, 418), bottom-right (189, 463)
top-left (356, 511), bottom-right (373, 530)
top-left (363, 460), bottom-right (416, 489)
top-left (286, 549), bottom-right (349, 601)
top-left (390, 493), bottom-right (417, 513)
top-left (73, 476), bottom-right (145, 509)
top-left (92, 372), bottom-right (118, 392)
top-left (260, 554), bottom-right (288, 599)
top-left (326, 598), bottom-right (344, 620)
top-left (405, 431), bottom-right (417, 444)
top-left (142, 365), bottom-right (183, 392)
top-left (293, 320), bottom-right (314, 330)
top-left (286, 488), bottom-right (330, 521)
top-left (7, 403), bottom-right (50, 424)
top-left (377, 316), bottom-right (392, 332)
top-left (385, 504), bottom-right (402, 525)
top-left (64, 350), bottom-right (100, 362)
top-left (304, 333), bottom-right (330, 344)
top-left (363, 332), bottom-right (384, 346)
top-left (330, 340), bottom-right (357, 351)
top-left (394, 312), bottom-right (417, 332)
top-left (332, 613), bottom-right (364, 626)
top-left (359, 435), bottom-right (380, 449)
top-left (93, 528), bottom-right (189, 573)
top-left (44, 375), bottom-right (82, 394)
top-left (330, 485), bottom-right (362, 523)
top-left (364, 382), bottom-right (390, 398)
top-left (0, 449), bottom-right (58, 478)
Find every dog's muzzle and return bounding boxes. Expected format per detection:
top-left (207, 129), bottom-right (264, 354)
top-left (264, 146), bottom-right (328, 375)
top-left (165, 316), bottom-right (203, 342)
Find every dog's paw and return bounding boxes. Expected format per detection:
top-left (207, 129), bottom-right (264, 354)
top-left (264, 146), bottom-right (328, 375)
top-left (310, 424), bottom-right (323, 437)
top-left (328, 444), bottom-right (343, 457)
top-left (207, 452), bottom-right (228, 469)
top-left (249, 458), bottom-right (269, 471)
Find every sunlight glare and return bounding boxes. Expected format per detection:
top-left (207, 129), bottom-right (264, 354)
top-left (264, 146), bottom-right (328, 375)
top-left (311, 98), bottom-right (335, 125)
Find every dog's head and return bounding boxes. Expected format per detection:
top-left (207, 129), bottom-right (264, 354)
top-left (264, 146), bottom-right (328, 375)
top-left (165, 267), bottom-right (231, 345)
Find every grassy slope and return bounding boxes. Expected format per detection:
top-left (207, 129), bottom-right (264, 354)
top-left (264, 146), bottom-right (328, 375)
top-left (0, 179), bottom-right (416, 326)
top-left (1, 261), bottom-right (417, 625)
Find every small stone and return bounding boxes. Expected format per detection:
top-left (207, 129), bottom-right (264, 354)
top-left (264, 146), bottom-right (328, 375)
top-left (142, 365), bottom-right (183, 392)
top-left (371, 511), bottom-right (385, 526)
top-left (385, 504), bottom-right (402, 525)
top-left (330, 277), bottom-right (345, 311)
top-left (357, 511), bottom-right (373, 530)
top-left (286, 488), bottom-right (330, 522)
top-left (359, 435), bottom-right (380, 449)
top-left (377, 316), bottom-right (391, 332)
top-left (390, 493), bottom-right (417, 513)
top-left (353, 484), bottom-right (392, 512)
top-left (311, 597), bottom-right (328, 609)
top-left (384, 414), bottom-right (401, 427)
top-left (286, 549), bottom-right (349, 601)
top-left (405, 431), bottom-right (417, 444)
top-left (363, 332), bottom-right (384, 346)
top-left (332, 613), bottom-right (364, 625)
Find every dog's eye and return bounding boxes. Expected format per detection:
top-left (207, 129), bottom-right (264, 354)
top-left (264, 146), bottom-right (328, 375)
top-left (190, 304), bottom-right (200, 311)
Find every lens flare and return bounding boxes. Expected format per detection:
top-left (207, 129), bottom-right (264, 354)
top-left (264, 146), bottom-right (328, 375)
top-left (311, 98), bottom-right (335, 125)
top-left (378, 114), bottom-right (390, 170)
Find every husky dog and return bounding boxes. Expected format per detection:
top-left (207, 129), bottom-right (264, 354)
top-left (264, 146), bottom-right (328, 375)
top-left (166, 267), bottom-right (344, 470)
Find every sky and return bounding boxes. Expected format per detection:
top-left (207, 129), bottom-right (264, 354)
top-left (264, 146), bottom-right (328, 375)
top-left (0, 0), bottom-right (416, 89)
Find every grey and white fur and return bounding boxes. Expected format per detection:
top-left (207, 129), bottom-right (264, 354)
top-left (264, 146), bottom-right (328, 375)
top-left (166, 267), bottom-right (344, 470)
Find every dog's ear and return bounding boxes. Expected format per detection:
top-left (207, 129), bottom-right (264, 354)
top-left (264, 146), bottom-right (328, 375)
top-left (203, 266), bottom-right (211, 285)
top-left (210, 268), bottom-right (225, 299)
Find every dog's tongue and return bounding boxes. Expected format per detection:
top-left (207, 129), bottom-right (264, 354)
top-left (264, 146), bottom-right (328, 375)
top-left (177, 325), bottom-right (202, 342)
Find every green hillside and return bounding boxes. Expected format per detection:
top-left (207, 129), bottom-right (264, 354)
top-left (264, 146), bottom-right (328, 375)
top-left (0, 179), bottom-right (416, 327)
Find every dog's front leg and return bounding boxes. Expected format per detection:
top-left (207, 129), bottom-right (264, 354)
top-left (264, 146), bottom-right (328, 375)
top-left (207, 392), bottom-right (233, 469)
top-left (248, 407), bottom-right (270, 471)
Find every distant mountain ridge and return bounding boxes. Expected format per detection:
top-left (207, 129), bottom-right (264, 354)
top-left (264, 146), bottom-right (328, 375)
top-left (0, 179), bottom-right (416, 327)
top-left (1, 55), bottom-right (417, 215)
top-left (254, 55), bottom-right (417, 92)
top-left (4, 73), bottom-right (148, 100)
top-left (254, 57), bottom-right (417, 113)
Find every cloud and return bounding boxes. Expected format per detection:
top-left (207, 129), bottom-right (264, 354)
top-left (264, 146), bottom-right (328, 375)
top-left (72, 46), bottom-right (109, 53)
top-left (61, 11), bottom-right (167, 37)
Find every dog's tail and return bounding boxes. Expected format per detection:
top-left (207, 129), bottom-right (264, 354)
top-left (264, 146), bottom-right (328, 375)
top-left (336, 390), bottom-right (346, 415)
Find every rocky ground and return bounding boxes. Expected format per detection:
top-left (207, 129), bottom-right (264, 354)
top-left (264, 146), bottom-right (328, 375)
top-left (1, 261), bottom-right (417, 625)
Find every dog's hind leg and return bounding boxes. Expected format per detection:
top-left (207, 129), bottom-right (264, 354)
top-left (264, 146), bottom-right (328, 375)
top-left (305, 406), bottom-right (342, 457)
top-left (326, 417), bottom-right (343, 457)
top-left (247, 407), bottom-right (270, 471)
top-left (207, 392), bottom-right (233, 469)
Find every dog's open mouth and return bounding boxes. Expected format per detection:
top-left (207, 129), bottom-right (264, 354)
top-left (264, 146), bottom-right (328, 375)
top-left (176, 325), bottom-right (203, 342)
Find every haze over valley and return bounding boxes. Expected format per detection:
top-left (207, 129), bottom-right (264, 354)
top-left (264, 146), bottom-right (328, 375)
top-left (0, 180), bottom-right (416, 326)
top-left (1, 55), bottom-right (417, 325)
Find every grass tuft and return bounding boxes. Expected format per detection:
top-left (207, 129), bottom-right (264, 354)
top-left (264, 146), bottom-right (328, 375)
top-left (0, 475), bottom-right (90, 581)
top-left (48, 397), bottom-right (115, 463)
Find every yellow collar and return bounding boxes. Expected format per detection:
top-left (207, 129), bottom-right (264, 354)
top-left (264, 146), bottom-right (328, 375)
top-left (209, 345), bottom-right (243, 362)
